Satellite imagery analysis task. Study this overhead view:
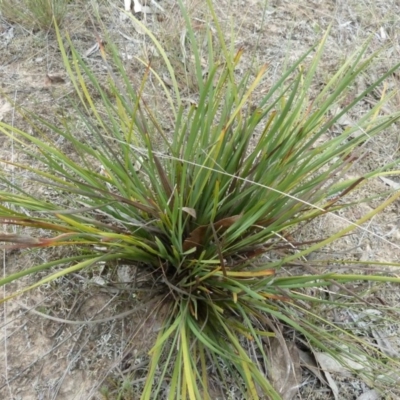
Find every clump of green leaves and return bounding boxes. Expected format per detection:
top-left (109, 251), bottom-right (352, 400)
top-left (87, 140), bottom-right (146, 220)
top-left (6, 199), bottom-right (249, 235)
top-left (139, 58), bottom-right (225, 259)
top-left (0, 0), bottom-right (67, 30)
top-left (1, 1), bottom-right (400, 398)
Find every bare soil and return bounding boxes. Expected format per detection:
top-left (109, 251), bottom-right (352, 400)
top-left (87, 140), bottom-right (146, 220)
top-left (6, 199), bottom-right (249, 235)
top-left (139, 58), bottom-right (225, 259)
top-left (1, 0), bottom-right (400, 399)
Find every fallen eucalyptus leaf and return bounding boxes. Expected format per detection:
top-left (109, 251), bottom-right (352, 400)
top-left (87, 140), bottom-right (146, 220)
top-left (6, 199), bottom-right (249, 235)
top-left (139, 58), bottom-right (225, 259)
top-left (379, 176), bottom-right (400, 190)
top-left (298, 349), bottom-right (328, 386)
top-left (371, 328), bottom-right (397, 358)
top-left (314, 352), bottom-right (352, 377)
top-left (267, 338), bottom-right (301, 400)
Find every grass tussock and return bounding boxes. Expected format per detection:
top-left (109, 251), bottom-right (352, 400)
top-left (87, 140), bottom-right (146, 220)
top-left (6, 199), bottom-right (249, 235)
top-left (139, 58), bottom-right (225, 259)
top-left (1, 1), bottom-right (400, 398)
top-left (0, 0), bottom-right (68, 30)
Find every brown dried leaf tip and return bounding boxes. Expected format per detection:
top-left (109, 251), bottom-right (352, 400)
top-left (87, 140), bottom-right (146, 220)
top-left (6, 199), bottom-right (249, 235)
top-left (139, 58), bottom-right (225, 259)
top-left (45, 74), bottom-right (66, 86)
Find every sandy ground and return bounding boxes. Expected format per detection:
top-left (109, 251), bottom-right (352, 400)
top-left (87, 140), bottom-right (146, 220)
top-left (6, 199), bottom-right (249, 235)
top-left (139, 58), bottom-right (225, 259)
top-left (1, 0), bottom-right (400, 399)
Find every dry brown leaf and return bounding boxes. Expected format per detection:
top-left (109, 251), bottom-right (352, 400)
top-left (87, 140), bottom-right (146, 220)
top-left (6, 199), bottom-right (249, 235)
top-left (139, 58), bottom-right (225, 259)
top-left (182, 207), bottom-right (196, 219)
top-left (267, 338), bottom-right (301, 400)
top-left (323, 370), bottom-right (339, 400)
top-left (313, 354), bottom-right (340, 399)
top-left (299, 350), bottom-right (339, 400)
top-left (182, 215), bottom-right (242, 251)
top-left (298, 349), bottom-right (328, 386)
top-left (182, 225), bottom-right (207, 252)
top-left (45, 74), bottom-right (65, 86)
top-left (213, 214), bottom-right (242, 230)
top-left (314, 352), bottom-right (352, 377)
